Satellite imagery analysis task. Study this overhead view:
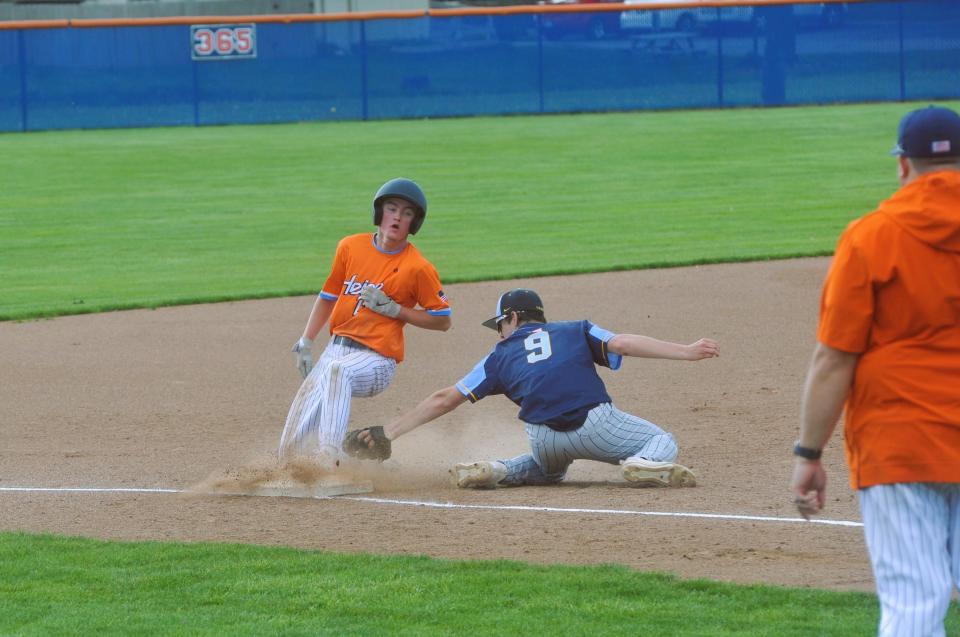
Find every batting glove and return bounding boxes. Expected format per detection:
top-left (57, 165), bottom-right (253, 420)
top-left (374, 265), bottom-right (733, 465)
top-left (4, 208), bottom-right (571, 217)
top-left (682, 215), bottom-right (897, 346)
top-left (360, 286), bottom-right (401, 319)
top-left (292, 336), bottom-right (313, 378)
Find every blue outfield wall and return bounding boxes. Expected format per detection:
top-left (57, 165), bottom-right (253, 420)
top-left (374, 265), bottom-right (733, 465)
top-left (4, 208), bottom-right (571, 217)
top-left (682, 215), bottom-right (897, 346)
top-left (0, 0), bottom-right (958, 132)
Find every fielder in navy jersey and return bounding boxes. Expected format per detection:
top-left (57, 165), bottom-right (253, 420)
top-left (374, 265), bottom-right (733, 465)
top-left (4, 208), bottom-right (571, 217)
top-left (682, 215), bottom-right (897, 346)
top-left (354, 288), bottom-right (719, 488)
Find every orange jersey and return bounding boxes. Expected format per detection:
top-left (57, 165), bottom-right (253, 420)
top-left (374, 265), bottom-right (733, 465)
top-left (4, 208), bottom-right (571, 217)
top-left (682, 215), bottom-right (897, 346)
top-left (319, 233), bottom-right (450, 362)
top-left (817, 171), bottom-right (960, 489)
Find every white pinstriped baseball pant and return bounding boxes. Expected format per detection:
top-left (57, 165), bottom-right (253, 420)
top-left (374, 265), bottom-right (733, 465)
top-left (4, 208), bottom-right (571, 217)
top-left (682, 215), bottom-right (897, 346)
top-left (499, 402), bottom-right (679, 486)
top-left (278, 339), bottom-right (397, 459)
top-left (859, 482), bottom-right (960, 637)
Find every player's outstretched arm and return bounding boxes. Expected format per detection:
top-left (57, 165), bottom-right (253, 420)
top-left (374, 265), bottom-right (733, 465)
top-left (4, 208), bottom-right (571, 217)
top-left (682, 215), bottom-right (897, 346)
top-left (396, 307), bottom-right (451, 332)
top-left (608, 334), bottom-right (719, 361)
top-left (383, 385), bottom-right (467, 441)
top-left (359, 285), bottom-right (450, 331)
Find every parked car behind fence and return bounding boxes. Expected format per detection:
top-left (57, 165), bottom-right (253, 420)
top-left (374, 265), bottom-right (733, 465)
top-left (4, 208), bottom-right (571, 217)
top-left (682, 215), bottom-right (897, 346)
top-left (493, 0), bottom-right (847, 41)
top-left (539, 0), bottom-right (623, 39)
top-left (619, 0), bottom-right (846, 33)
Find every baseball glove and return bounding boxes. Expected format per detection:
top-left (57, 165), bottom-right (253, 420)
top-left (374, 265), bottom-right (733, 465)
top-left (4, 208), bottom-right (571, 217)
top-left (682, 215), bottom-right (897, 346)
top-left (343, 426), bottom-right (392, 461)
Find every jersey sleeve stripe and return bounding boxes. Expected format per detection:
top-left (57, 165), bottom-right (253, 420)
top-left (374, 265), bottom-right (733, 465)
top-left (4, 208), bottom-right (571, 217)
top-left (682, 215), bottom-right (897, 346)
top-left (588, 324), bottom-right (616, 341)
top-left (603, 341), bottom-right (623, 371)
top-left (589, 324), bottom-right (623, 371)
top-left (456, 354), bottom-right (491, 402)
top-left (319, 291), bottom-right (338, 301)
top-left (455, 382), bottom-right (479, 402)
top-left (426, 308), bottom-right (452, 316)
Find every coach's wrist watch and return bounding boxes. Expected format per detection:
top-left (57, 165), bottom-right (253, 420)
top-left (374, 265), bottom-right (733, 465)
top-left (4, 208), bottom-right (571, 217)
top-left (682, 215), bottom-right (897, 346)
top-left (793, 441), bottom-right (823, 461)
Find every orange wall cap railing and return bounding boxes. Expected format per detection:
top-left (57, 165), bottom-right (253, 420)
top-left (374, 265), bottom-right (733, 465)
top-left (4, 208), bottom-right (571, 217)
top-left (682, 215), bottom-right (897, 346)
top-left (0, 0), bottom-right (862, 31)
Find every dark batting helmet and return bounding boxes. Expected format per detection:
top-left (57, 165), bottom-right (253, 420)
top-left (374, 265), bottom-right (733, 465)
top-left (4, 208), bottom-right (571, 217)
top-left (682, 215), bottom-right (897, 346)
top-left (372, 178), bottom-right (427, 235)
top-left (481, 288), bottom-right (546, 330)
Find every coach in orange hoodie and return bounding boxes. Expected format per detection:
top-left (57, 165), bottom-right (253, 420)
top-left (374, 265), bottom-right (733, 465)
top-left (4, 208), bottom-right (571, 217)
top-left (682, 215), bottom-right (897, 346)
top-left (791, 105), bottom-right (960, 637)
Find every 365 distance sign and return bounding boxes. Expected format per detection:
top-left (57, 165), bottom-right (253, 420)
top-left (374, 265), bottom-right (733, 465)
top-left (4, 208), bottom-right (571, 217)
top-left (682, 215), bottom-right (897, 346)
top-left (191, 24), bottom-right (257, 61)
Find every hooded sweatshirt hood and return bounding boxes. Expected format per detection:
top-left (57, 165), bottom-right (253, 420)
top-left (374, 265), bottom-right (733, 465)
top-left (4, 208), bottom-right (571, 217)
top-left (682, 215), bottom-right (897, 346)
top-left (880, 170), bottom-right (960, 252)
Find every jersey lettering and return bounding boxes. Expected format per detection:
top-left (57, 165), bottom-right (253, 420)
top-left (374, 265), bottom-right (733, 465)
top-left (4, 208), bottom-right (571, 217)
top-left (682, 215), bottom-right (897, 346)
top-left (342, 274), bottom-right (383, 315)
top-left (524, 330), bottom-right (552, 363)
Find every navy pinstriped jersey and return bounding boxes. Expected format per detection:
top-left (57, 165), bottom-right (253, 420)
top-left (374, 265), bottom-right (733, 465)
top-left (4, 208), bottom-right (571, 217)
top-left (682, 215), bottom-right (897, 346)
top-left (455, 320), bottom-right (623, 431)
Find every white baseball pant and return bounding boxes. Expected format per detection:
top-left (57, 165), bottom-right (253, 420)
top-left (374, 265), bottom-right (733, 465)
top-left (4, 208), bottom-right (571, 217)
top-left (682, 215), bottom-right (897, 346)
top-left (859, 482), bottom-right (960, 637)
top-left (278, 338), bottom-right (396, 459)
top-left (499, 402), bottom-right (678, 485)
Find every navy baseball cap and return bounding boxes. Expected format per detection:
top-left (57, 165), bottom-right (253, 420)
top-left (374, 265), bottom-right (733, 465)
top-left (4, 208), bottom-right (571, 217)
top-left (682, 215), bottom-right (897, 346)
top-left (481, 288), bottom-right (544, 330)
top-left (890, 105), bottom-right (960, 158)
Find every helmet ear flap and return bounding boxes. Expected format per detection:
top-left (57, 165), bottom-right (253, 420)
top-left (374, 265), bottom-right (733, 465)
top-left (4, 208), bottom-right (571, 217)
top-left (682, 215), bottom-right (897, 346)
top-left (409, 210), bottom-right (425, 235)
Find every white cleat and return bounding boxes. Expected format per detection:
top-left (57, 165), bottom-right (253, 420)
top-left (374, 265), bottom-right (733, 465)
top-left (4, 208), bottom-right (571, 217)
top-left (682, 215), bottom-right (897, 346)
top-left (311, 445), bottom-right (341, 471)
top-left (450, 461), bottom-right (507, 489)
top-left (622, 458), bottom-right (697, 488)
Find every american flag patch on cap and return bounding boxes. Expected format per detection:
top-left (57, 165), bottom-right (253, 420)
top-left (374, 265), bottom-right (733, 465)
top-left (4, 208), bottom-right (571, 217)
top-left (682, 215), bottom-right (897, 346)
top-left (932, 140), bottom-right (952, 153)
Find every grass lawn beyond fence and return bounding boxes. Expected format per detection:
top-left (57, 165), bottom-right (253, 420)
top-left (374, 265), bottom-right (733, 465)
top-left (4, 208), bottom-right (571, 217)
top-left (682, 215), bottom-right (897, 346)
top-left (4, 101), bottom-right (954, 320)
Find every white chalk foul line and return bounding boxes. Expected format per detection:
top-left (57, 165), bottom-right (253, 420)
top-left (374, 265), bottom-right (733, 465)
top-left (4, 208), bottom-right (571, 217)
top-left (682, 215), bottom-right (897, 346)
top-left (341, 496), bottom-right (862, 528)
top-left (0, 486), bottom-right (181, 494)
top-left (0, 485), bottom-right (863, 528)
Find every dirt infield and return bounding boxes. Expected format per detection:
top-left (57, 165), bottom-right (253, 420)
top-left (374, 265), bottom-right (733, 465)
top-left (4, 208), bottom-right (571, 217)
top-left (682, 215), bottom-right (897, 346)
top-left (0, 257), bottom-right (875, 592)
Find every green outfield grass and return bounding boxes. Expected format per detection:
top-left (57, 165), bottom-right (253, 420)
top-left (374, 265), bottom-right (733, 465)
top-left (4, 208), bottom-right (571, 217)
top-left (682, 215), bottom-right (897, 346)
top-left (3, 101), bottom-right (957, 321)
top-left (5, 532), bottom-right (948, 637)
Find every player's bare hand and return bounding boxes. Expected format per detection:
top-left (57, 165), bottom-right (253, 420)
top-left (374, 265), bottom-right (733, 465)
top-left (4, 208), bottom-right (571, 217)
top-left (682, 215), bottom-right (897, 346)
top-left (360, 286), bottom-right (401, 319)
top-left (790, 458), bottom-right (826, 520)
top-left (358, 428), bottom-right (395, 445)
top-left (343, 426), bottom-right (392, 461)
top-left (686, 338), bottom-right (719, 360)
top-left (292, 337), bottom-right (313, 378)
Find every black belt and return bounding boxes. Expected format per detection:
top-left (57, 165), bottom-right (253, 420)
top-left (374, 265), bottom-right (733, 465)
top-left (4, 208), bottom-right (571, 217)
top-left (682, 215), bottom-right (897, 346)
top-left (332, 335), bottom-right (371, 351)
